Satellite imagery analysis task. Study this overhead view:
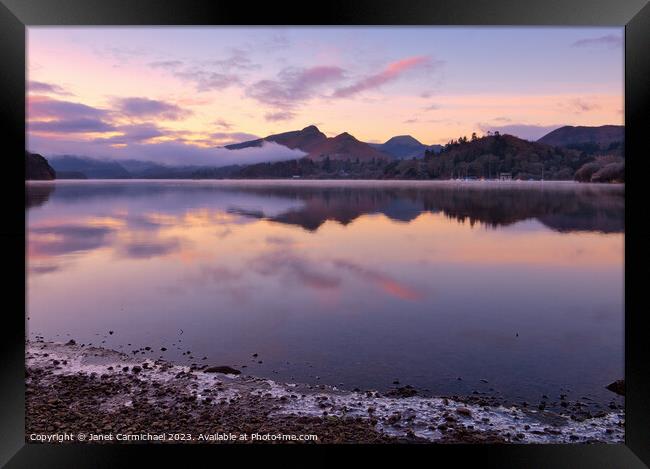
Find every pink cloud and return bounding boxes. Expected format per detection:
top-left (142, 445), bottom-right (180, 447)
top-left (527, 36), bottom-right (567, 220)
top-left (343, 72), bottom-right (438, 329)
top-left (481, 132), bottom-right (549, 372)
top-left (333, 56), bottom-right (435, 98)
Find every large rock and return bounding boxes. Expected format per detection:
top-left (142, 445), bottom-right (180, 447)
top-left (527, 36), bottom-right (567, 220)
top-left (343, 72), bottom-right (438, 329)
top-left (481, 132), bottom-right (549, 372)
top-left (203, 365), bottom-right (241, 375)
top-left (606, 379), bottom-right (624, 396)
top-left (26, 152), bottom-right (56, 180)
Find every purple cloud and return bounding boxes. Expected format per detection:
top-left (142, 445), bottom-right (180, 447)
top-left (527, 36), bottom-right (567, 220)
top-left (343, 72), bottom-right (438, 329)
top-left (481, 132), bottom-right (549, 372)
top-left (213, 119), bottom-right (233, 130)
top-left (173, 69), bottom-right (241, 92)
top-left (92, 123), bottom-right (165, 144)
top-left (247, 65), bottom-right (345, 108)
top-left (264, 111), bottom-right (296, 122)
top-left (28, 81), bottom-right (72, 96)
top-left (113, 97), bottom-right (192, 120)
top-left (149, 50), bottom-right (257, 92)
top-left (28, 96), bottom-right (108, 120)
top-left (207, 48), bottom-right (259, 71)
top-left (572, 34), bottom-right (622, 48)
top-left (28, 96), bottom-right (116, 134)
top-left (565, 98), bottom-right (600, 113)
top-left (29, 118), bottom-right (116, 133)
top-left (148, 60), bottom-right (184, 70)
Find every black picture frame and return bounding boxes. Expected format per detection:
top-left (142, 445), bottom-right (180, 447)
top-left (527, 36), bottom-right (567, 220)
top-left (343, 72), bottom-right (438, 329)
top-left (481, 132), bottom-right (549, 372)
top-left (1, 0), bottom-right (648, 467)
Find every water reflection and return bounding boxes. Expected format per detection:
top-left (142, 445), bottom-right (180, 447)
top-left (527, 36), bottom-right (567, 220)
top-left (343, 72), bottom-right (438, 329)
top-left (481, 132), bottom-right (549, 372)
top-left (26, 181), bottom-right (623, 275)
top-left (26, 181), bottom-right (624, 405)
top-left (25, 183), bottom-right (55, 209)
top-left (27, 180), bottom-right (623, 232)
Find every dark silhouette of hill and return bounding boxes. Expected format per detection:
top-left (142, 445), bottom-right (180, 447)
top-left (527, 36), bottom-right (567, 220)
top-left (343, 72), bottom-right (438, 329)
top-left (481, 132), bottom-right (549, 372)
top-left (537, 125), bottom-right (624, 148)
top-left (370, 135), bottom-right (442, 159)
top-left (26, 152), bottom-right (56, 180)
top-left (381, 133), bottom-right (588, 181)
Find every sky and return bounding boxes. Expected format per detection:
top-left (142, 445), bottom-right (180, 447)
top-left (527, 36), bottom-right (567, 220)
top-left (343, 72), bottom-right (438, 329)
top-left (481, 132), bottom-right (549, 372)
top-left (27, 27), bottom-right (624, 165)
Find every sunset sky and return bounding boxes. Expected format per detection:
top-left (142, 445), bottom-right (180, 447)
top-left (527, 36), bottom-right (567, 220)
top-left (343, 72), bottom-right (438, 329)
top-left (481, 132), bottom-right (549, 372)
top-left (27, 27), bottom-right (623, 165)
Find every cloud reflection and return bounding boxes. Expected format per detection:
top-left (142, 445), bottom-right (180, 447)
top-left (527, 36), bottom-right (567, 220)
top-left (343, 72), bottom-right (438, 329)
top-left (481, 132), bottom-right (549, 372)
top-left (118, 238), bottom-right (183, 259)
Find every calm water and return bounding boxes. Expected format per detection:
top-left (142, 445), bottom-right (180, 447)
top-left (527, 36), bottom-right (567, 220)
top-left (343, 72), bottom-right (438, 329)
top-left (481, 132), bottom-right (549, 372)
top-left (26, 180), bottom-right (624, 406)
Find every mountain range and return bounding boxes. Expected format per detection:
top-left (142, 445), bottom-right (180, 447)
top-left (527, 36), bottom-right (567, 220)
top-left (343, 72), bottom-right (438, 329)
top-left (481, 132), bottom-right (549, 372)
top-left (225, 125), bottom-right (327, 152)
top-left (227, 125), bottom-right (390, 162)
top-left (49, 155), bottom-right (131, 179)
top-left (27, 124), bottom-right (624, 182)
top-left (226, 126), bottom-right (442, 160)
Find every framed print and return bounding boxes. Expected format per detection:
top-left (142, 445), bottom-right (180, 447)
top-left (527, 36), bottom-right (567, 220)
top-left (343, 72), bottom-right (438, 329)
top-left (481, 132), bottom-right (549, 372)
top-left (1, 0), bottom-right (648, 467)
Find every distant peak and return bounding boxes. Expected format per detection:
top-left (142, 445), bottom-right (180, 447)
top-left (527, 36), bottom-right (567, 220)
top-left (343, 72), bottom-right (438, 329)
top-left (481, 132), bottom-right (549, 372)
top-left (301, 125), bottom-right (321, 133)
top-left (334, 132), bottom-right (356, 140)
top-left (385, 135), bottom-right (422, 145)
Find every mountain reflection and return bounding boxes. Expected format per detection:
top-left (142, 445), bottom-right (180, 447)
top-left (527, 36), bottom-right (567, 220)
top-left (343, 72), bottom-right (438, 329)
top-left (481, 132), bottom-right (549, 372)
top-left (27, 181), bottom-right (623, 233)
top-left (26, 183), bottom-right (55, 209)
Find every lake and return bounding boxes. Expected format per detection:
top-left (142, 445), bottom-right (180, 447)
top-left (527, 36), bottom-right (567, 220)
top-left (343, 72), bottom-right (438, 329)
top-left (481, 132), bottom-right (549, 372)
top-left (26, 180), bottom-right (624, 408)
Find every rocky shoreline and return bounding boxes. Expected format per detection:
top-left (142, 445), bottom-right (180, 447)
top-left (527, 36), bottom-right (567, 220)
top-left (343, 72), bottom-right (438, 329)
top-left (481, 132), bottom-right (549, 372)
top-left (26, 340), bottom-right (624, 444)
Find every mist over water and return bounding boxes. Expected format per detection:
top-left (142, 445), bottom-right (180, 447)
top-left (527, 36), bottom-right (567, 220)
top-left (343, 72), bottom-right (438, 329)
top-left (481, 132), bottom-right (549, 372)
top-left (26, 180), bottom-right (624, 406)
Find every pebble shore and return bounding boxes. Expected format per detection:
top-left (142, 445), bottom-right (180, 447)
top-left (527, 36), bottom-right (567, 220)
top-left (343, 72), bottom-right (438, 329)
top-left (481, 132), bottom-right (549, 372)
top-left (26, 340), bottom-right (624, 444)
